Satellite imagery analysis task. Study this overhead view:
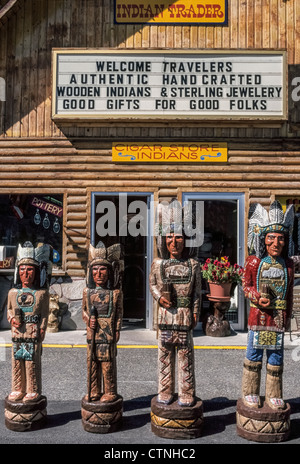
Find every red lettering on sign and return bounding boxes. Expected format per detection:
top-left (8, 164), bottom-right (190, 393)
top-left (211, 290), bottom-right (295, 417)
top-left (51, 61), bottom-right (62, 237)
top-left (168, 3), bottom-right (224, 19)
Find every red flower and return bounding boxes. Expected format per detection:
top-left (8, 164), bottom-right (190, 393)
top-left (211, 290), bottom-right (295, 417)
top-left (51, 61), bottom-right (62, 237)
top-left (201, 256), bottom-right (244, 284)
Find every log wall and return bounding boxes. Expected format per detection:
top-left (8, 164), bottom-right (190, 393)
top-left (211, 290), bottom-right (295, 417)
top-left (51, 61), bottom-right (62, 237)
top-left (1, 0), bottom-right (300, 138)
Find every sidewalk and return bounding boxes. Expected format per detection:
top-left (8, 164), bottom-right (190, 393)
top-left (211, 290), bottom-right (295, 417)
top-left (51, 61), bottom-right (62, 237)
top-left (1, 326), bottom-right (300, 445)
top-left (1, 326), bottom-right (299, 348)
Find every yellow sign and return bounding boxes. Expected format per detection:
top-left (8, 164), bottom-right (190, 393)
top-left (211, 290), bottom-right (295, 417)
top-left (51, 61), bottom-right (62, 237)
top-left (112, 142), bottom-right (227, 163)
top-left (114, 0), bottom-right (228, 25)
top-left (276, 196), bottom-right (300, 213)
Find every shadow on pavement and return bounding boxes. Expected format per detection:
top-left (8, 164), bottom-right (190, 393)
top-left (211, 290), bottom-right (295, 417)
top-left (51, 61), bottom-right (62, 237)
top-left (203, 397), bottom-right (237, 412)
top-left (45, 409), bottom-right (82, 429)
top-left (122, 412), bottom-right (151, 431)
top-left (123, 394), bottom-right (155, 412)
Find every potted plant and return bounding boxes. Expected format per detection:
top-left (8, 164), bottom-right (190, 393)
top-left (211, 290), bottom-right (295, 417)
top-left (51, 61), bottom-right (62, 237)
top-left (201, 256), bottom-right (244, 299)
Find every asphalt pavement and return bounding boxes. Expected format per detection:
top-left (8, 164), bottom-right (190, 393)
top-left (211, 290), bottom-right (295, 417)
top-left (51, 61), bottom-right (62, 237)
top-left (0, 326), bottom-right (300, 452)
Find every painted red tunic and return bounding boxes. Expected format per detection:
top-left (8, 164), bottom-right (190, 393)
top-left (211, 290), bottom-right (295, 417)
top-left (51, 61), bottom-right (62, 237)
top-left (242, 255), bottom-right (294, 333)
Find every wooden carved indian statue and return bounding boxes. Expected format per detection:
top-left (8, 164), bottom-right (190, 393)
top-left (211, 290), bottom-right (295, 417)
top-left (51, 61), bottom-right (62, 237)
top-left (149, 200), bottom-right (204, 439)
top-left (237, 200), bottom-right (295, 442)
top-left (5, 241), bottom-right (52, 431)
top-left (81, 241), bottom-right (124, 433)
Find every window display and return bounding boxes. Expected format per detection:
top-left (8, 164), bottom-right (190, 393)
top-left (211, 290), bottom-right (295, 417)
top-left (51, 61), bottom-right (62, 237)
top-left (0, 194), bottom-right (63, 269)
top-left (187, 197), bottom-right (242, 326)
top-left (276, 196), bottom-right (300, 272)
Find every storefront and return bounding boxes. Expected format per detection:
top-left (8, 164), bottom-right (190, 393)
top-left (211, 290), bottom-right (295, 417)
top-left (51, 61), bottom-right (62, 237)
top-left (0, 0), bottom-right (300, 331)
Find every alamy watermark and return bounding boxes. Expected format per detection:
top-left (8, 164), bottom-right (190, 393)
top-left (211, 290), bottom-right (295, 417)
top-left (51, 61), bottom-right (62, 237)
top-left (0, 337), bottom-right (7, 362)
top-left (291, 77), bottom-right (300, 102)
top-left (0, 78), bottom-right (5, 102)
top-left (95, 196), bottom-right (204, 248)
top-left (290, 337), bottom-right (300, 363)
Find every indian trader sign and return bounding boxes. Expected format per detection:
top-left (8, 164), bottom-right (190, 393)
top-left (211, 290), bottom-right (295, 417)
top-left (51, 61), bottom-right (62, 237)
top-left (114, 0), bottom-right (228, 25)
top-left (52, 50), bottom-right (286, 121)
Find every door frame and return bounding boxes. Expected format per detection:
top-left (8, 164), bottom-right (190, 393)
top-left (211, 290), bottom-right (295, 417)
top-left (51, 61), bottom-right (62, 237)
top-left (91, 191), bottom-right (154, 329)
top-left (182, 191), bottom-right (246, 331)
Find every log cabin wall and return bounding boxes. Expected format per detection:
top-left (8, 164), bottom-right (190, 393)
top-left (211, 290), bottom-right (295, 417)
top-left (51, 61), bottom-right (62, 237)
top-left (0, 0), bottom-right (300, 329)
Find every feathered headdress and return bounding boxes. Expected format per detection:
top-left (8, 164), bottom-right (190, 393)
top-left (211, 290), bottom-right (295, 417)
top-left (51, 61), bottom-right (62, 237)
top-left (248, 201), bottom-right (295, 257)
top-left (87, 241), bottom-right (123, 289)
top-left (15, 241), bottom-right (52, 288)
top-left (154, 199), bottom-right (197, 258)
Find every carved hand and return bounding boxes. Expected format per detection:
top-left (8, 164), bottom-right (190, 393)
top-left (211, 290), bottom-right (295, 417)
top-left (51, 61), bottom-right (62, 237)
top-left (192, 314), bottom-right (198, 328)
top-left (89, 317), bottom-right (97, 329)
top-left (259, 297), bottom-right (270, 308)
top-left (11, 317), bottom-right (21, 328)
top-left (159, 296), bottom-right (172, 309)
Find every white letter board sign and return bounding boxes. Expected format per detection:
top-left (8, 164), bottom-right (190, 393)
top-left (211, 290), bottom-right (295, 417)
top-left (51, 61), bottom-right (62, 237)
top-left (52, 49), bottom-right (286, 122)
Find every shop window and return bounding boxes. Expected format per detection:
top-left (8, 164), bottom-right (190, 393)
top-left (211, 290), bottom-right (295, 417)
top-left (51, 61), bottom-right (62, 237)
top-left (276, 196), bottom-right (300, 270)
top-left (183, 193), bottom-right (245, 330)
top-left (192, 199), bottom-right (239, 322)
top-left (196, 199), bottom-right (238, 264)
top-left (276, 196), bottom-right (300, 333)
top-left (92, 193), bottom-right (151, 325)
top-left (0, 194), bottom-right (63, 270)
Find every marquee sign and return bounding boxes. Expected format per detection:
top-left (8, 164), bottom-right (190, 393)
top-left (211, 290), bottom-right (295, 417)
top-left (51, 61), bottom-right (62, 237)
top-left (114, 0), bottom-right (228, 25)
top-left (52, 50), bottom-right (286, 122)
top-left (112, 142), bottom-right (227, 162)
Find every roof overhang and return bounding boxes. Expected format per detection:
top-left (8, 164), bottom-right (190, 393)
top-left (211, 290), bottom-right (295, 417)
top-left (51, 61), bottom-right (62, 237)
top-left (0, 0), bottom-right (23, 26)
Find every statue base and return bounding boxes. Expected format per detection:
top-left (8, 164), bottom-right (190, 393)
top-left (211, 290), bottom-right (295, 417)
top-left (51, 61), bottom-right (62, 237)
top-left (4, 395), bottom-right (47, 432)
top-left (150, 395), bottom-right (203, 439)
top-left (205, 314), bottom-right (231, 337)
top-left (204, 300), bottom-right (231, 337)
top-left (81, 395), bottom-right (123, 433)
top-left (236, 397), bottom-right (290, 443)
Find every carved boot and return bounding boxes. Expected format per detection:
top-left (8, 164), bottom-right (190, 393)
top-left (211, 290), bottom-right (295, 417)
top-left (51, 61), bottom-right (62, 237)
top-left (265, 364), bottom-right (285, 410)
top-left (23, 360), bottom-right (41, 403)
top-left (8, 391), bottom-right (25, 401)
top-left (242, 358), bottom-right (262, 408)
top-left (157, 380), bottom-right (174, 405)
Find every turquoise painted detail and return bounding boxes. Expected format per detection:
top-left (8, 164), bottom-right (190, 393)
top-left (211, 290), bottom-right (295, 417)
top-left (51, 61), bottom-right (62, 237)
top-left (16, 289), bottom-right (36, 313)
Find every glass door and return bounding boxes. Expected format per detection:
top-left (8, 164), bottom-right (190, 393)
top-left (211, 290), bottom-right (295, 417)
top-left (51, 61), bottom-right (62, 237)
top-left (91, 192), bottom-right (154, 329)
top-left (182, 192), bottom-right (245, 331)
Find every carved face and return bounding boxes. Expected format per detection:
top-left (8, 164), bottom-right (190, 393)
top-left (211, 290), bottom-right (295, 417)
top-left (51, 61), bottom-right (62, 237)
top-left (19, 265), bottom-right (36, 288)
top-left (265, 232), bottom-right (285, 258)
top-left (92, 264), bottom-right (109, 287)
top-left (166, 233), bottom-right (184, 259)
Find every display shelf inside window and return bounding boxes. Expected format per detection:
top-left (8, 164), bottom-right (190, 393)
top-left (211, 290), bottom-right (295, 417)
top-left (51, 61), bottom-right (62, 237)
top-left (0, 195), bottom-right (63, 271)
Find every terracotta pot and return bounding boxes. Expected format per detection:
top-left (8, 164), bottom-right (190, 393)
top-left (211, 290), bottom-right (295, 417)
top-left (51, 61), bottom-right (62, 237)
top-left (208, 282), bottom-right (232, 298)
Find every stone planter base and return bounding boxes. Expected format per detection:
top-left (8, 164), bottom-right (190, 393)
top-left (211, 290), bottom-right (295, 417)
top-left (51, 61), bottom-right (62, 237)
top-left (5, 395), bottom-right (47, 432)
top-left (236, 397), bottom-right (290, 443)
top-left (150, 395), bottom-right (203, 439)
top-left (81, 395), bottom-right (123, 434)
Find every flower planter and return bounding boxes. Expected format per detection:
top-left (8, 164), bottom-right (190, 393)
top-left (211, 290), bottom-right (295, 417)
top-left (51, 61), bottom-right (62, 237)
top-left (201, 257), bottom-right (244, 291)
top-left (208, 282), bottom-right (232, 299)
top-left (204, 281), bottom-right (232, 336)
